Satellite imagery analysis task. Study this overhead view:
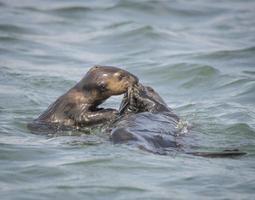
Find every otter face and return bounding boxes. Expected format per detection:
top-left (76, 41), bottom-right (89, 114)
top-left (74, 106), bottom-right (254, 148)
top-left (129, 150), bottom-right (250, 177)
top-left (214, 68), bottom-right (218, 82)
top-left (82, 65), bottom-right (139, 97)
top-left (105, 69), bottom-right (138, 95)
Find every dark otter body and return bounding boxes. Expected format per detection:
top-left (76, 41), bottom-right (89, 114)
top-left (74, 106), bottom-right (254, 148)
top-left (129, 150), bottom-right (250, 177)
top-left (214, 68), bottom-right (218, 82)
top-left (110, 84), bottom-right (180, 154)
top-left (110, 84), bottom-right (246, 157)
top-left (28, 66), bottom-right (138, 134)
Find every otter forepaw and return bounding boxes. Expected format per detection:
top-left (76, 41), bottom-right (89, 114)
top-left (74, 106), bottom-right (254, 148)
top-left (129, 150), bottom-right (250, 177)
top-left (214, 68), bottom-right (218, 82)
top-left (103, 109), bottom-right (119, 122)
top-left (128, 87), bottom-right (139, 112)
top-left (131, 87), bottom-right (146, 105)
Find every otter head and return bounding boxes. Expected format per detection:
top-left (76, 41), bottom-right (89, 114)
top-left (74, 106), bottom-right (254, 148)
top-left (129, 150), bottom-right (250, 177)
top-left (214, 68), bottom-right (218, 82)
top-left (80, 65), bottom-right (138, 100)
top-left (143, 86), bottom-right (167, 106)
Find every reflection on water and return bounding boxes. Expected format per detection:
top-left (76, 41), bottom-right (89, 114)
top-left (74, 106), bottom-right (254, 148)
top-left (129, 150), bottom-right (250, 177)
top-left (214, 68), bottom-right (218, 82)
top-left (0, 0), bottom-right (255, 199)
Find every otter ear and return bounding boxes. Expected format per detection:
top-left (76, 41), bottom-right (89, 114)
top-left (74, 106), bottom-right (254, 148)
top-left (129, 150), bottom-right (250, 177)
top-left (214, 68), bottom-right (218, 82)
top-left (146, 86), bottom-right (154, 92)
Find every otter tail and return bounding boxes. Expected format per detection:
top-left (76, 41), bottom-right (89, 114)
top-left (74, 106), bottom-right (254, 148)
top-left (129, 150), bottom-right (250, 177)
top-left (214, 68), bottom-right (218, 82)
top-left (186, 149), bottom-right (247, 158)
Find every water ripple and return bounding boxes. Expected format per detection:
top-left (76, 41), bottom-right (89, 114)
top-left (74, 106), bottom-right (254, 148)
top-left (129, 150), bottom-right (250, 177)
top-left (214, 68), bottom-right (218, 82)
top-left (1, 0), bottom-right (255, 199)
top-left (194, 46), bottom-right (255, 60)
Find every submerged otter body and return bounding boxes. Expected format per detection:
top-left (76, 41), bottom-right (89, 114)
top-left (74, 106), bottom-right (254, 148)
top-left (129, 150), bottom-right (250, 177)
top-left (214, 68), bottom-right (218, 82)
top-left (28, 65), bottom-right (138, 133)
top-left (110, 84), bottom-right (180, 154)
top-left (110, 84), bottom-right (246, 157)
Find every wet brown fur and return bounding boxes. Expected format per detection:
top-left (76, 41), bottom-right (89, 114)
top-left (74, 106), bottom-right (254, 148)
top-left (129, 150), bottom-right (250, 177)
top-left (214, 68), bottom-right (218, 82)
top-left (30, 65), bottom-right (138, 130)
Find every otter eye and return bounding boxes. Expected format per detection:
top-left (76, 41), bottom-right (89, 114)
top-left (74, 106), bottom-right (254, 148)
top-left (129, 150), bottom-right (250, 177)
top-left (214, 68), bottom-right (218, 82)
top-left (118, 74), bottom-right (124, 81)
top-left (99, 83), bottom-right (107, 91)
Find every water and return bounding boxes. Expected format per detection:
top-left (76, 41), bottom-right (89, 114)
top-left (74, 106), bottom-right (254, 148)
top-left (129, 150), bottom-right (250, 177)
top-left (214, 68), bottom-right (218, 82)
top-left (0, 0), bottom-right (255, 199)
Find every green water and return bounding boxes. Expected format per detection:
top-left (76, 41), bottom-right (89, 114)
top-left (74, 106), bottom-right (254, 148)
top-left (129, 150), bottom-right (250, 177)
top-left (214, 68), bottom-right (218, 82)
top-left (0, 0), bottom-right (255, 199)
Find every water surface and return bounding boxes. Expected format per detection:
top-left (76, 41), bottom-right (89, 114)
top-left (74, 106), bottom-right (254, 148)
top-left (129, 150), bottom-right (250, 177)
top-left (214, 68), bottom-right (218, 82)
top-left (0, 0), bottom-right (255, 199)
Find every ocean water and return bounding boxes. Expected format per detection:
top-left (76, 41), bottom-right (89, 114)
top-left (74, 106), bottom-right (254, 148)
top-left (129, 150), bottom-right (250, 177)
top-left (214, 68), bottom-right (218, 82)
top-left (0, 0), bottom-right (255, 199)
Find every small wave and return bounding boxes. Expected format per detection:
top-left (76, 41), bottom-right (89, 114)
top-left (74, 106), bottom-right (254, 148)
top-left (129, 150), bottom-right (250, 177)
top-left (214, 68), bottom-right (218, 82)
top-left (194, 46), bottom-right (255, 60)
top-left (110, 0), bottom-right (222, 17)
top-left (217, 78), bottom-right (252, 90)
top-left (233, 82), bottom-right (255, 104)
top-left (226, 123), bottom-right (255, 136)
top-left (0, 24), bottom-right (32, 34)
top-left (89, 24), bottom-right (171, 47)
top-left (0, 47), bottom-right (13, 54)
top-left (112, 25), bottom-right (162, 39)
top-left (179, 65), bottom-right (220, 90)
top-left (0, 35), bottom-right (21, 42)
top-left (21, 5), bottom-right (93, 19)
top-left (243, 70), bottom-right (255, 76)
top-left (144, 63), bottom-right (219, 87)
top-left (57, 185), bottom-right (147, 192)
top-left (0, 35), bottom-right (43, 47)
top-left (105, 21), bottom-right (133, 30)
top-left (49, 6), bottom-right (91, 13)
top-left (0, 67), bottom-right (73, 94)
top-left (61, 157), bottom-right (113, 166)
top-left (123, 25), bottom-right (160, 38)
top-left (26, 75), bottom-right (74, 91)
top-left (20, 4), bottom-right (92, 13)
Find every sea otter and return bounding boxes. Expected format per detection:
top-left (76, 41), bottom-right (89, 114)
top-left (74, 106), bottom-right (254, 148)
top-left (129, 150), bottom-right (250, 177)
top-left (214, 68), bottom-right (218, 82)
top-left (28, 65), bottom-right (138, 133)
top-left (110, 83), bottom-right (180, 154)
top-left (110, 83), bottom-right (246, 157)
